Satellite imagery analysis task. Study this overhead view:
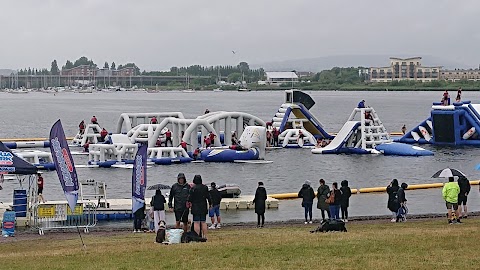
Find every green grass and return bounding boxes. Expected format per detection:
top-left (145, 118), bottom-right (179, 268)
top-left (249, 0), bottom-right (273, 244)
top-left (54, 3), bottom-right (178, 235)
top-left (1, 219), bottom-right (479, 270)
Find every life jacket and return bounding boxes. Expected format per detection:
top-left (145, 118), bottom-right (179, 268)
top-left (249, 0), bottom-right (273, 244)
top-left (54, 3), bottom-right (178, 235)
top-left (151, 117), bottom-right (157, 124)
top-left (165, 131), bottom-right (172, 138)
top-left (100, 129), bottom-right (108, 137)
top-left (209, 133), bottom-right (215, 141)
top-left (205, 138), bottom-right (211, 145)
top-left (180, 141), bottom-right (187, 148)
top-left (273, 129), bottom-right (280, 136)
top-left (91, 117), bottom-right (97, 123)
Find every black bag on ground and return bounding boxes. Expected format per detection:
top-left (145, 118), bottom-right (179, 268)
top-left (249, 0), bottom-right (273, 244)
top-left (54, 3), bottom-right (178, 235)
top-left (183, 231), bottom-right (207, 243)
top-left (310, 219), bottom-right (347, 233)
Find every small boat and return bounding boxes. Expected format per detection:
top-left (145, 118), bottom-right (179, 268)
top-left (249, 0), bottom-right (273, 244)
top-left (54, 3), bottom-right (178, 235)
top-left (212, 184), bottom-right (241, 198)
top-left (213, 88), bottom-right (223, 92)
top-left (238, 88), bottom-right (251, 92)
top-left (183, 89), bottom-right (195, 93)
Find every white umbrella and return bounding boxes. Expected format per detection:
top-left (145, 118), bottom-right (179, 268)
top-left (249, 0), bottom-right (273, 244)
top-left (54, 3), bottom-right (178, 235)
top-left (431, 168), bottom-right (466, 178)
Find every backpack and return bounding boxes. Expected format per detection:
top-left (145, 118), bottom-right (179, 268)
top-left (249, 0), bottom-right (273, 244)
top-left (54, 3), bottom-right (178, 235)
top-left (325, 190), bottom-right (335, 204)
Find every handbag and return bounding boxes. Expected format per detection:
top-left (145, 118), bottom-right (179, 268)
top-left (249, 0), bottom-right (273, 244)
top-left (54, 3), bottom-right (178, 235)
top-left (325, 191), bottom-right (335, 204)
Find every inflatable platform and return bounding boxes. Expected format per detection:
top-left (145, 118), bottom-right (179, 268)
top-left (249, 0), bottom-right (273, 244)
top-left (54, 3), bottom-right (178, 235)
top-left (397, 101), bottom-right (480, 145)
top-left (312, 107), bottom-right (433, 156)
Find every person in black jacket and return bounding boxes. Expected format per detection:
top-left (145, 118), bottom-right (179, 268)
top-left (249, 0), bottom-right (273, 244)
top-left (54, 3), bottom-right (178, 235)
top-left (458, 176), bottom-right (471, 218)
top-left (253, 182), bottom-right (267, 228)
top-left (340, 180), bottom-right (352, 222)
top-left (208, 182), bottom-right (222, 229)
top-left (168, 173), bottom-right (191, 232)
top-left (396, 182), bottom-right (408, 222)
top-left (298, 180), bottom-right (315, 224)
top-left (133, 202), bottom-right (145, 233)
top-left (188, 175), bottom-right (212, 239)
top-left (150, 189), bottom-right (166, 232)
top-left (386, 179), bottom-right (400, 222)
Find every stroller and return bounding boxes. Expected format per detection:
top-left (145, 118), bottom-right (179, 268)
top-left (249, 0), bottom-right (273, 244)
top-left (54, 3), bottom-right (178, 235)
top-left (396, 204), bottom-right (408, 222)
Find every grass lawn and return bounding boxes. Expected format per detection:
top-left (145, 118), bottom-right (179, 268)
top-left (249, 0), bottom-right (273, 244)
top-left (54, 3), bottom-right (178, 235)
top-left (0, 219), bottom-right (479, 270)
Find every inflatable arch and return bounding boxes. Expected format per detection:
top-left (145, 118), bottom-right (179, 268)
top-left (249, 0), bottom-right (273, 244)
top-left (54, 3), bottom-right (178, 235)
top-left (115, 112), bottom-right (185, 134)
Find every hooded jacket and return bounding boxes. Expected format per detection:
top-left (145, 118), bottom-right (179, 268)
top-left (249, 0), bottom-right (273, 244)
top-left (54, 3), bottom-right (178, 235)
top-left (387, 180), bottom-right (400, 212)
top-left (151, 190), bottom-right (166, 211)
top-left (168, 180), bottom-right (191, 211)
top-left (188, 175), bottom-right (212, 216)
top-left (339, 180), bottom-right (352, 207)
top-left (443, 182), bottom-right (460, 203)
top-left (458, 177), bottom-right (471, 195)
top-left (253, 186), bottom-right (267, 214)
top-left (209, 187), bottom-right (222, 206)
top-left (298, 183), bottom-right (315, 203)
top-left (316, 184), bottom-right (330, 210)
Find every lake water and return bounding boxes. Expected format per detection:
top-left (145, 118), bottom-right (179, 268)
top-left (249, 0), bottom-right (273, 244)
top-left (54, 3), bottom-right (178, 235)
top-left (1, 90), bottom-right (480, 223)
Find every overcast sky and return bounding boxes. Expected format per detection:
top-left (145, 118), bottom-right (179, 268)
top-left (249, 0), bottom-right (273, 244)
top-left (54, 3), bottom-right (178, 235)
top-left (1, 0), bottom-right (479, 71)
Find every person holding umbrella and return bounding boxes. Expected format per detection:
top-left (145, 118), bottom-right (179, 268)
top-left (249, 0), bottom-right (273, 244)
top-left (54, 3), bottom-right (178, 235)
top-left (443, 177), bottom-right (461, 224)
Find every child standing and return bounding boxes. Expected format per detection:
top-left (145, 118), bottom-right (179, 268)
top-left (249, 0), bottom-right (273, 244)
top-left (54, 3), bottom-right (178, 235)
top-left (150, 190), bottom-right (166, 232)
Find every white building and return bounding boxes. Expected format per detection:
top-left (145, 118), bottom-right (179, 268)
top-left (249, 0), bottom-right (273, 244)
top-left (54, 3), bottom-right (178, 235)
top-left (265, 72), bottom-right (299, 85)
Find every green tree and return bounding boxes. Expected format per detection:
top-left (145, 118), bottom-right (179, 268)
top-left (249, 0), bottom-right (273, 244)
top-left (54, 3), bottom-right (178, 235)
top-left (103, 62), bottom-right (109, 69)
top-left (50, 60), bottom-right (60, 75)
top-left (111, 62), bottom-right (116, 70)
top-left (64, 60), bottom-right (74, 69)
top-left (228, 72), bottom-right (242, 82)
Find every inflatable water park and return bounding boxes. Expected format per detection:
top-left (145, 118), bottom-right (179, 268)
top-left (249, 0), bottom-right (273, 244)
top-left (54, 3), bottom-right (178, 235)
top-left (397, 100), bottom-right (480, 145)
top-left (2, 89), bottom-right (440, 171)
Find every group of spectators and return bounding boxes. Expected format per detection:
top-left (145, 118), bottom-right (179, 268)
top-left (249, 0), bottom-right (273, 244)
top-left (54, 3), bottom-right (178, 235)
top-left (298, 179), bottom-right (352, 223)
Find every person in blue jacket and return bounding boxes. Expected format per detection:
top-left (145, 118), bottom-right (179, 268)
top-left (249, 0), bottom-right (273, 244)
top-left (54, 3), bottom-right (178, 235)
top-left (357, 100), bottom-right (365, 108)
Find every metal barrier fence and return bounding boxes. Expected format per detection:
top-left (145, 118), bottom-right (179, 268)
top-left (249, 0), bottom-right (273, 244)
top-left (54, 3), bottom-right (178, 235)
top-left (32, 202), bottom-right (97, 235)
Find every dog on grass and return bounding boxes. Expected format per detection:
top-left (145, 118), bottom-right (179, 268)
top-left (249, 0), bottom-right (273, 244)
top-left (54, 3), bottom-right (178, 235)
top-left (155, 220), bottom-right (166, 243)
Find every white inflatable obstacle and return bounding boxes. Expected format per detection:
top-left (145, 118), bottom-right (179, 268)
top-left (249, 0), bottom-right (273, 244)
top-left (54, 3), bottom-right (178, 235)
top-left (121, 111), bottom-right (265, 151)
top-left (312, 107), bottom-right (391, 154)
top-left (116, 112), bottom-right (185, 134)
top-left (279, 128), bottom-right (316, 148)
top-left (239, 126), bottom-right (267, 159)
top-left (72, 124), bottom-right (103, 146)
top-left (14, 150), bottom-right (55, 170)
top-left (88, 134), bottom-right (138, 165)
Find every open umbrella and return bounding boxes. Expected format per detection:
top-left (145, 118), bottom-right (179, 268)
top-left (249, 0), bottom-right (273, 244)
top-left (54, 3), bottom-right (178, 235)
top-left (432, 168), bottom-right (466, 178)
top-left (147, 183), bottom-right (171, 190)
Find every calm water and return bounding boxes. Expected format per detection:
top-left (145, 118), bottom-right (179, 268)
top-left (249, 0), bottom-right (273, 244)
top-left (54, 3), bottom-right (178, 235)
top-left (1, 90), bottom-right (480, 223)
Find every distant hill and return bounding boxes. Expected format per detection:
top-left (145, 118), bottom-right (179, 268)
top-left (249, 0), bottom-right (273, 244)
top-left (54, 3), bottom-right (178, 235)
top-left (0, 69), bottom-right (15, 76)
top-left (252, 55), bottom-right (473, 72)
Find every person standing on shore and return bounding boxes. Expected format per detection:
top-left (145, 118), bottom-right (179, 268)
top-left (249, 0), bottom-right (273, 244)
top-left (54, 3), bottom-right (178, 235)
top-left (168, 173), bottom-right (191, 232)
top-left (396, 183), bottom-right (408, 222)
top-left (442, 177), bottom-right (461, 224)
top-left (133, 202), bottom-right (145, 233)
top-left (386, 179), bottom-right (400, 222)
top-left (150, 189), bottom-right (166, 232)
top-left (37, 173), bottom-right (46, 203)
top-left (327, 182), bottom-right (341, 220)
top-left (340, 180), bottom-right (352, 222)
top-left (298, 180), bottom-right (315, 224)
top-left (457, 176), bottom-right (471, 218)
top-left (317, 179), bottom-right (330, 221)
top-left (208, 182), bottom-right (222, 229)
top-left (253, 182), bottom-right (267, 228)
top-left (188, 175), bottom-right (212, 239)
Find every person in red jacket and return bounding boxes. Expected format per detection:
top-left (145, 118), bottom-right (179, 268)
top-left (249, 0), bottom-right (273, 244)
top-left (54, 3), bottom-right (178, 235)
top-left (272, 127), bottom-right (280, 147)
top-left (79, 120), bottom-right (85, 134)
top-left (91, 116), bottom-right (98, 125)
top-left (150, 116), bottom-right (158, 124)
top-left (208, 131), bottom-right (216, 145)
top-left (37, 173), bottom-right (46, 203)
top-left (164, 129), bottom-right (172, 147)
top-left (204, 136), bottom-right (211, 148)
top-left (100, 128), bottom-right (108, 142)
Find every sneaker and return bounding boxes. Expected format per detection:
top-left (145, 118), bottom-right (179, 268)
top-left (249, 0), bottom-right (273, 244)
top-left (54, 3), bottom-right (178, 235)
top-left (448, 220), bottom-right (453, 225)
top-left (344, 219), bottom-right (348, 223)
top-left (456, 219), bottom-right (462, 224)
top-left (208, 224), bottom-right (216, 230)
top-left (463, 215), bottom-right (468, 219)
top-left (309, 221), bottom-right (313, 224)
top-left (304, 221), bottom-right (308, 225)
top-left (216, 223), bottom-right (221, 229)
top-left (391, 218), bottom-right (396, 223)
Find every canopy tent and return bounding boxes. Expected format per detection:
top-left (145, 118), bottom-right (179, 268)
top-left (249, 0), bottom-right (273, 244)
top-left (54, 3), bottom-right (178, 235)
top-left (0, 141), bottom-right (37, 175)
